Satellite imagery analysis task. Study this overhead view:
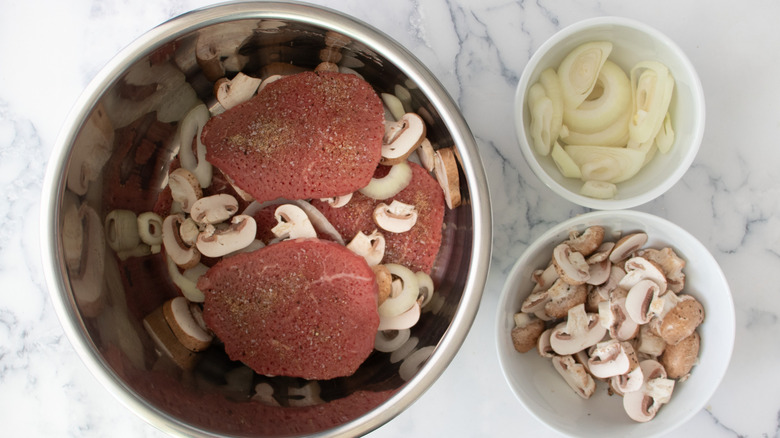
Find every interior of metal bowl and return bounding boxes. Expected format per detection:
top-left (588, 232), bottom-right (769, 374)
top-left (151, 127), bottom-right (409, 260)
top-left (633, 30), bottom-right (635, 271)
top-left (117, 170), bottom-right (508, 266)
top-left (41, 2), bottom-right (490, 437)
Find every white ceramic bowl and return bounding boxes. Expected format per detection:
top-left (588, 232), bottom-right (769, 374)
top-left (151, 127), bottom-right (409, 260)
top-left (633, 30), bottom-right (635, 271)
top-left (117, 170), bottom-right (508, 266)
top-left (514, 17), bottom-right (705, 210)
top-left (496, 210), bottom-right (734, 437)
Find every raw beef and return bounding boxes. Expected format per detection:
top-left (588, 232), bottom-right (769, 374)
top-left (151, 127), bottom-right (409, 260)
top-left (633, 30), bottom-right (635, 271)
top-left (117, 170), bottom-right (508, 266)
top-left (201, 71), bottom-right (384, 203)
top-left (311, 162), bottom-right (445, 273)
top-left (198, 238), bottom-right (379, 380)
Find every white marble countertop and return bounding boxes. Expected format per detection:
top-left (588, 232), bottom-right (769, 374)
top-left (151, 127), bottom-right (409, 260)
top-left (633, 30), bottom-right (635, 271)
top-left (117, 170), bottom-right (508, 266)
top-left (2, 0), bottom-right (779, 436)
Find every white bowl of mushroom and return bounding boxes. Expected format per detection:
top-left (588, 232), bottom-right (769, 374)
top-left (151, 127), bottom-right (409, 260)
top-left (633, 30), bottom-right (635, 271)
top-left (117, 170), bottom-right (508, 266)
top-left (514, 17), bottom-right (705, 209)
top-left (496, 210), bottom-right (734, 437)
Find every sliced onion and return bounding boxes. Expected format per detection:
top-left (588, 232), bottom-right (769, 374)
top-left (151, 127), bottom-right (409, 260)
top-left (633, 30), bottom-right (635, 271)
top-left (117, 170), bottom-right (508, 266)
top-left (655, 112), bottom-right (675, 153)
top-left (551, 142), bottom-right (582, 178)
top-left (178, 103), bottom-right (213, 188)
top-left (381, 92), bottom-right (405, 121)
top-left (563, 60), bottom-right (631, 134)
top-left (399, 345), bottom-right (435, 381)
top-left (564, 145), bottom-right (645, 183)
top-left (359, 161), bottom-right (413, 199)
top-left (166, 255), bottom-right (205, 302)
top-left (137, 211), bottom-right (164, 246)
top-left (539, 68), bottom-right (565, 147)
top-left (415, 271), bottom-right (435, 308)
top-left (378, 264), bottom-right (419, 318)
top-left (629, 61), bottom-right (675, 144)
top-left (558, 41), bottom-right (613, 109)
top-left (105, 209), bottom-right (140, 252)
top-left (390, 336), bottom-right (419, 364)
top-left (580, 180), bottom-right (618, 199)
top-left (378, 302), bottom-right (420, 331)
top-left (527, 83), bottom-right (554, 156)
top-left (561, 110), bottom-right (630, 147)
top-left (374, 328), bottom-right (411, 353)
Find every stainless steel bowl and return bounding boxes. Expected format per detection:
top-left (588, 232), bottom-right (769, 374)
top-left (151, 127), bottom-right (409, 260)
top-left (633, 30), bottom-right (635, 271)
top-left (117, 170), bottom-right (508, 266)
top-left (41, 2), bottom-right (491, 436)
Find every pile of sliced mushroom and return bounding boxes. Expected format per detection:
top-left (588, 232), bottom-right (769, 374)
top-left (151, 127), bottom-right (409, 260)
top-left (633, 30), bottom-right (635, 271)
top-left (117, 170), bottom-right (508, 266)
top-left (511, 226), bottom-right (704, 422)
top-left (101, 55), bottom-right (465, 367)
top-left (528, 41), bottom-right (676, 199)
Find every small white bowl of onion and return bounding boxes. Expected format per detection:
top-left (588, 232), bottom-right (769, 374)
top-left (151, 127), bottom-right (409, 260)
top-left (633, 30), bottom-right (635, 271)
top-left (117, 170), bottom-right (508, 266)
top-left (495, 210), bottom-right (734, 437)
top-left (514, 17), bottom-right (705, 209)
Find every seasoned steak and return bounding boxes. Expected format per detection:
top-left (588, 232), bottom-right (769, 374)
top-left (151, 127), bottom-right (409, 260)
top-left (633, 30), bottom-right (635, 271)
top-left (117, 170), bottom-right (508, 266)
top-left (201, 71), bottom-right (384, 203)
top-left (311, 162), bottom-right (445, 274)
top-left (198, 238), bottom-right (379, 380)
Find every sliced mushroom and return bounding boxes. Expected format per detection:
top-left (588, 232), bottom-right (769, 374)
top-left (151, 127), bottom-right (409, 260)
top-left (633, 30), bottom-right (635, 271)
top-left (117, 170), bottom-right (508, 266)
top-left (598, 292), bottom-right (640, 341)
top-left (586, 241), bottom-right (615, 264)
top-left (653, 294), bottom-right (704, 345)
top-left (143, 305), bottom-right (199, 370)
top-left (611, 360), bottom-right (644, 395)
top-left (588, 339), bottom-right (638, 379)
top-left (586, 258), bottom-right (612, 286)
top-left (162, 213), bottom-right (201, 269)
top-left (566, 226), bottom-right (605, 257)
top-left (552, 355), bottom-right (596, 399)
top-left (214, 72), bottom-right (262, 110)
top-left (637, 323), bottom-right (667, 358)
top-left (416, 138), bottom-right (436, 172)
top-left (162, 297), bottom-right (213, 352)
top-left (537, 328), bottom-right (555, 358)
top-left (271, 204), bottom-right (317, 240)
top-left (552, 243), bottom-right (590, 285)
top-left (196, 214), bottom-right (257, 258)
top-left (532, 263), bottom-right (560, 290)
top-left (381, 112), bottom-right (426, 165)
top-left (619, 256), bottom-right (668, 295)
top-left (346, 230), bottom-right (385, 266)
top-left (434, 147), bottom-right (462, 209)
top-left (544, 278), bottom-right (587, 319)
top-left (636, 247), bottom-right (686, 293)
top-left (609, 232), bottom-right (648, 263)
top-left (372, 264), bottom-right (393, 306)
top-left (659, 330), bottom-right (700, 379)
top-left (374, 200), bottom-right (418, 233)
top-left (521, 288), bottom-right (551, 314)
top-left (625, 278), bottom-right (663, 324)
top-left (320, 193), bottom-right (352, 208)
top-left (168, 168), bottom-right (203, 213)
top-left (623, 359), bottom-right (675, 422)
top-left (592, 265), bottom-right (626, 301)
top-left (550, 304), bottom-right (607, 355)
top-left (179, 217), bottom-right (201, 246)
top-left (190, 194), bottom-right (239, 225)
top-left (511, 313), bottom-right (546, 353)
